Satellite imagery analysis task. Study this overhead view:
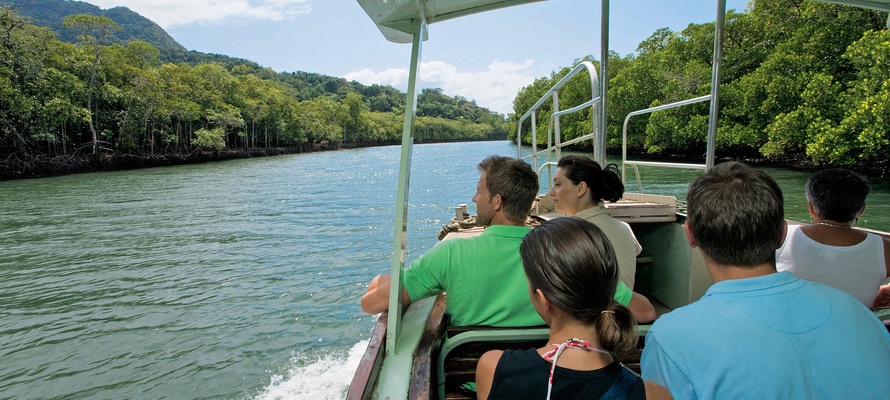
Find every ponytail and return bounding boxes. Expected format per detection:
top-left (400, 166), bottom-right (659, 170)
top-left (599, 163), bottom-right (624, 203)
top-left (594, 301), bottom-right (638, 358)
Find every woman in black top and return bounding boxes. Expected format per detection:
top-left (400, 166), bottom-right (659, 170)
top-left (475, 217), bottom-right (671, 400)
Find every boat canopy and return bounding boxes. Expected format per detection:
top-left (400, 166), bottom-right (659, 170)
top-left (820, 0), bottom-right (890, 26)
top-left (357, 0), bottom-right (546, 43)
top-left (358, 0), bottom-right (890, 44)
top-left (820, 0), bottom-right (890, 12)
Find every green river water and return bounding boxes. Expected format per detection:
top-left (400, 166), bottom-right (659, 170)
top-left (1, 140), bottom-right (888, 399)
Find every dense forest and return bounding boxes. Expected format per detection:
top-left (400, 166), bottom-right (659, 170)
top-left (511, 0), bottom-right (889, 169)
top-left (3, 0), bottom-right (888, 179)
top-left (0, 2), bottom-right (508, 178)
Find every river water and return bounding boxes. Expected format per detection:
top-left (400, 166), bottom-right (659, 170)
top-left (2, 141), bottom-right (888, 399)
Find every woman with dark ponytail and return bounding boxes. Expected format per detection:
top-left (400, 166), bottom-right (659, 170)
top-left (549, 155), bottom-right (642, 289)
top-left (475, 218), bottom-right (671, 400)
top-left (476, 218), bottom-right (671, 399)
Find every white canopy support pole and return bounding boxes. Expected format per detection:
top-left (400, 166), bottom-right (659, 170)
top-left (387, 16), bottom-right (426, 356)
top-left (597, 0), bottom-right (610, 166)
top-left (706, 0), bottom-right (726, 170)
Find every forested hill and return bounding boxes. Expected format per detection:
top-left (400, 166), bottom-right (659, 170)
top-left (512, 0), bottom-right (889, 170)
top-left (2, 0), bottom-right (505, 121)
top-left (1, 0), bottom-right (273, 69)
top-left (1, 0), bottom-right (187, 59)
top-left (0, 3), bottom-right (509, 179)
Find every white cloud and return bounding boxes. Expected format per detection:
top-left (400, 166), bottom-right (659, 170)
top-left (343, 68), bottom-right (409, 88)
top-left (344, 59), bottom-right (537, 115)
top-left (85, 0), bottom-right (312, 28)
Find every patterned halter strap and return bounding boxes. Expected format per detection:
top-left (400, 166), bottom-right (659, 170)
top-left (541, 338), bottom-right (612, 400)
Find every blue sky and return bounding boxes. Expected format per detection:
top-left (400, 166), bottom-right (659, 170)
top-left (84, 0), bottom-right (750, 114)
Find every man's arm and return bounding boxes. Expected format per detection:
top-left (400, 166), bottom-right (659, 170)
top-left (876, 236), bottom-right (890, 309)
top-left (360, 274), bottom-right (412, 314)
top-left (873, 284), bottom-right (890, 309)
top-left (628, 291), bottom-right (657, 323)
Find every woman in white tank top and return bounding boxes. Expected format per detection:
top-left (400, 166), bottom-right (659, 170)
top-left (775, 168), bottom-right (890, 308)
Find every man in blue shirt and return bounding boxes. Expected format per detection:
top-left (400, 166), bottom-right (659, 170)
top-left (641, 161), bottom-right (890, 399)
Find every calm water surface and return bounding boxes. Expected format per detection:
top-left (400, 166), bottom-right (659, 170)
top-left (1, 141), bottom-right (888, 399)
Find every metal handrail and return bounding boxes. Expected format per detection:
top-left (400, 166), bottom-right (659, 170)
top-left (516, 2), bottom-right (725, 196)
top-left (537, 161), bottom-right (557, 179)
top-left (516, 61), bottom-right (600, 192)
top-left (622, 1), bottom-right (725, 194)
top-left (621, 95), bottom-right (711, 193)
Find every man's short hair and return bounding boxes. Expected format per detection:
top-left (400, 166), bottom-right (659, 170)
top-left (806, 168), bottom-right (870, 223)
top-left (686, 161), bottom-right (784, 267)
top-left (478, 155), bottom-right (539, 223)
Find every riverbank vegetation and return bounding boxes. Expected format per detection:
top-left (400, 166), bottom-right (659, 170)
top-left (3, 0), bottom-right (888, 180)
top-left (511, 0), bottom-right (889, 171)
top-left (0, 4), bottom-right (508, 179)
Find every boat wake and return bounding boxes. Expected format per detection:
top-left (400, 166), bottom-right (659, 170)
top-left (253, 340), bottom-right (369, 400)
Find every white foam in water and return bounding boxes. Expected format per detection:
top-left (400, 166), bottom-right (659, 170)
top-left (254, 340), bottom-right (370, 400)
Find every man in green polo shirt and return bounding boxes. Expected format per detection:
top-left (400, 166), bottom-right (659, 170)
top-left (361, 155), bottom-right (655, 326)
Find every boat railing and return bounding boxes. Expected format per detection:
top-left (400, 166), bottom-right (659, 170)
top-left (536, 161), bottom-right (557, 181)
top-left (516, 61), bottom-right (601, 191)
top-left (620, 0), bottom-right (725, 194)
top-left (620, 95), bottom-right (711, 193)
top-left (517, 0), bottom-right (725, 196)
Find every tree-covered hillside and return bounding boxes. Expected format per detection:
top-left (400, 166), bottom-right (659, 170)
top-left (3, 0), bottom-right (506, 125)
top-left (0, 5), bottom-right (509, 179)
top-left (512, 0), bottom-right (889, 168)
top-left (1, 0), bottom-right (187, 59)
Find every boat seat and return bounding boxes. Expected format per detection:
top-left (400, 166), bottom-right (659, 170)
top-left (636, 251), bottom-right (654, 265)
top-left (437, 325), bottom-right (549, 400)
top-left (437, 325), bottom-right (649, 399)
